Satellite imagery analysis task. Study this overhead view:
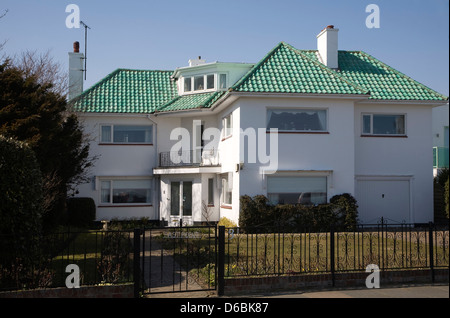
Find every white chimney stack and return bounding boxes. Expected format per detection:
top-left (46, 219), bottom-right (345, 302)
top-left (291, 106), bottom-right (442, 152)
top-left (68, 41), bottom-right (84, 100)
top-left (317, 25), bottom-right (339, 69)
top-left (188, 56), bottom-right (206, 67)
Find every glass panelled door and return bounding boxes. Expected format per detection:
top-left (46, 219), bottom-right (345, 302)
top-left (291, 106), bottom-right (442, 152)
top-left (170, 181), bottom-right (192, 218)
top-left (170, 182), bottom-right (180, 216)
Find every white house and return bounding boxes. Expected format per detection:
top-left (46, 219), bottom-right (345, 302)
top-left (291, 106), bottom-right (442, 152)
top-left (70, 26), bottom-right (448, 226)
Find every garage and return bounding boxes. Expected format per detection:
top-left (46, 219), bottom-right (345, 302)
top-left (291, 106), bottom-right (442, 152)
top-left (356, 177), bottom-right (412, 224)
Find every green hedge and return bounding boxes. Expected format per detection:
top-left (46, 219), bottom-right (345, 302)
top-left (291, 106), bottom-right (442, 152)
top-left (239, 193), bottom-right (359, 232)
top-left (66, 197), bottom-right (96, 228)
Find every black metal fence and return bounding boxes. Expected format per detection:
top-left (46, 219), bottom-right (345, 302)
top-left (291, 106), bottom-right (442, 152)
top-left (1, 222), bottom-right (448, 295)
top-left (135, 226), bottom-right (217, 296)
top-left (0, 230), bottom-right (135, 292)
top-left (222, 223), bottom-right (449, 281)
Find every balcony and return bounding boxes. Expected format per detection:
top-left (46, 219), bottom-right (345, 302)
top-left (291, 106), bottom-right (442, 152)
top-left (433, 147), bottom-right (449, 169)
top-left (158, 149), bottom-right (220, 168)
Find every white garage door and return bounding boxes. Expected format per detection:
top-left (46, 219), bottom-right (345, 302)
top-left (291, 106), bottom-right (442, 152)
top-left (356, 178), bottom-right (411, 224)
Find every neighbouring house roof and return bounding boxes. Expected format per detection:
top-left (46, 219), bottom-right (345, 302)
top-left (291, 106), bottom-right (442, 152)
top-left (69, 42), bottom-right (448, 114)
top-left (69, 69), bottom-right (177, 113)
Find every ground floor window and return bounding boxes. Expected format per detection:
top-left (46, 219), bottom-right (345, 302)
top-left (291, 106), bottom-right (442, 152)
top-left (100, 179), bottom-right (152, 205)
top-left (267, 176), bottom-right (327, 205)
top-left (221, 174), bottom-right (232, 205)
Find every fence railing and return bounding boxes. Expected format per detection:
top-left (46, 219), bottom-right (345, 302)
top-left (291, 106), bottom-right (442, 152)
top-left (222, 223), bottom-right (449, 282)
top-left (159, 149), bottom-right (220, 167)
top-left (0, 230), bottom-right (135, 292)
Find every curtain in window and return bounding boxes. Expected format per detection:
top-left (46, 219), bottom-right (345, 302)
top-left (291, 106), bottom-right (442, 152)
top-left (267, 109), bottom-right (327, 131)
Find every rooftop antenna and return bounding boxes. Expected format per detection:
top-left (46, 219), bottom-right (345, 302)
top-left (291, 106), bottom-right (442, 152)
top-left (80, 21), bottom-right (91, 80)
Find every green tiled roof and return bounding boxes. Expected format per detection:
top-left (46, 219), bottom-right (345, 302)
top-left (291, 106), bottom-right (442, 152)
top-left (69, 69), bottom-right (177, 113)
top-left (301, 49), bottom-right (448, 101)
top-left (231, 42), bottom-right (369, 96)
top-left (71, 42), bottom-right (447, 114)
top-left (156, 91), bottom-right (227, 113)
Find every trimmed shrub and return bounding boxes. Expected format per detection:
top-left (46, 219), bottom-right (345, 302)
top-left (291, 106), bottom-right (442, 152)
top-left (66, 197), bottom-right (96, 228)
top-left (218, 217), bottom-right (237, 228)
top-left (239, 193), bottom-right (359, 232)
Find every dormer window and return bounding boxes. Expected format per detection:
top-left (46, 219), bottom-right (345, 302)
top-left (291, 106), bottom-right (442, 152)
top-left (182, 73), bottom-right (228, 94)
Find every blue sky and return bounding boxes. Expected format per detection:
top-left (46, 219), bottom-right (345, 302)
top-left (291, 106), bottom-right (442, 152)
top-left (1, 0), bottom-right (448, 95)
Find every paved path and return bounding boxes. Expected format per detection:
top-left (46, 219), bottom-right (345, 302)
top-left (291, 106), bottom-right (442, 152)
top-left (140, 230), bottom-right (205, 295)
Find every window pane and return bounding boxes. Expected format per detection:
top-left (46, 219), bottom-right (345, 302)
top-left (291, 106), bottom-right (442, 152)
top-left (171, 182), bottom-right (180, 216)
top-left (219, 74), bottom-right (227, 89)
top-left (267, 109), bottom-right (327, 131)
top-left (222, 177), bottom-right (232, 205)
top-left (113, 125), bottom-right (152, 143)
top-left (363, 115), bottom-right (371, 134)
top-left (194, 76), bottom-right (204, 90)
top-left (224, 114), bottom-right (232, 136)
top-left (112, 179), bottom-right (151, 204)
top-left (206, 74), bottom-right (214, 89)
top-left (101, 126), bottom-right (112, 142)
top-left (184, 77), bottom-right (192, 92)
top-left (101, 181), bottom-right (111, 203)
top-left (267, 176), bottom-right (327, 205)
top-left (183, 181), bottom-right (192, 216)
top-left (208, 178), bottom-right (214, 205)
top-left (373, 115), bottom-right (405, 135)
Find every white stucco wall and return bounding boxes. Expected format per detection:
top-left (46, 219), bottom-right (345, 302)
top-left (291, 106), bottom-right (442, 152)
top-left (74, 114), bottom-right (157, 221)
top-left (354, 103), bottom-right (434, 223)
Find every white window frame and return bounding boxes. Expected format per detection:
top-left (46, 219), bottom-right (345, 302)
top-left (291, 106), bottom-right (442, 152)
top-left (222, 113), bottom-right (233, 139)
top-left (100, 178), bottom-right (153, 206)
top-left (221, 173), bottom-right (233, 206)
top-left (100, 124), bottom-right (153, 145)
top-left (361, 113), bottom-right (407, 136)
top-left (266, 175), bottom-right (328, 206)
top-left (182, 73), bottom-right (219, 94)
top-left (266, 108), bottom-right (328, 133)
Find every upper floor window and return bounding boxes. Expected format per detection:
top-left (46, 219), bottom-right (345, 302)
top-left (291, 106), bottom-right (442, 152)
top-left (222, 113), bottom-right (233, 139)
top-left (101, 125), bottom-right (153, 144)
top-left (267, 109), bottom-right (327, 132)
top-left (362, 114), bottom-right (406, 136)
top-left (182, 73), bottom-right (227, 94)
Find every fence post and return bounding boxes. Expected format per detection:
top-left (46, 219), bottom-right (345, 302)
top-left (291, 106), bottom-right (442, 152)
top-left (330, 225), bottom-right (335, 287)
top-left (428, 222), bottom-right (435, 283)
top-left (217, 226), bottom-right (225, 296)
top-left (133, 228), bottom-right (142, 298)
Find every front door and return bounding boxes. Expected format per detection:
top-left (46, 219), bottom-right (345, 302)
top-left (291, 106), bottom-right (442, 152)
top-left (170, 181), bottom-right (193, 225)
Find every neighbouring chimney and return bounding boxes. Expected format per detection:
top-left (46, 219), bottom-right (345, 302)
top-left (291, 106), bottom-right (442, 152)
top-left (68, 41), bottom-right (84, 100)
top-left (317, 25), bottom-right (339, 69)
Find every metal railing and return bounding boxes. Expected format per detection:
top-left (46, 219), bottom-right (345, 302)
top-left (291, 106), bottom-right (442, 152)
top-left (222, 223), bottom-right (449, 280)
top-left (433, 146), bottom-right (449, 169)
top-left (0, 230), bottom-right (134, 292)
top-left (159, 149), bottom-right (220, 167)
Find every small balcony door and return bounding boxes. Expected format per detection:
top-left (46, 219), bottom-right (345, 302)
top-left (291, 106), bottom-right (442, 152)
top-left (170, 181), bottom-right (193, 220)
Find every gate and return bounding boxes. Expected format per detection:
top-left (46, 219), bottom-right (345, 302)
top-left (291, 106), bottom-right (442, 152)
top-left (134, 226), bottom-right (218, 296)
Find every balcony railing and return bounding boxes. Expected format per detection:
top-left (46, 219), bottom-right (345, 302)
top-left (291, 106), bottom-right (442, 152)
top-left (159, 149), bottom-right (220, 167)
top-left (433, 147), bottom-right (449, 169)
